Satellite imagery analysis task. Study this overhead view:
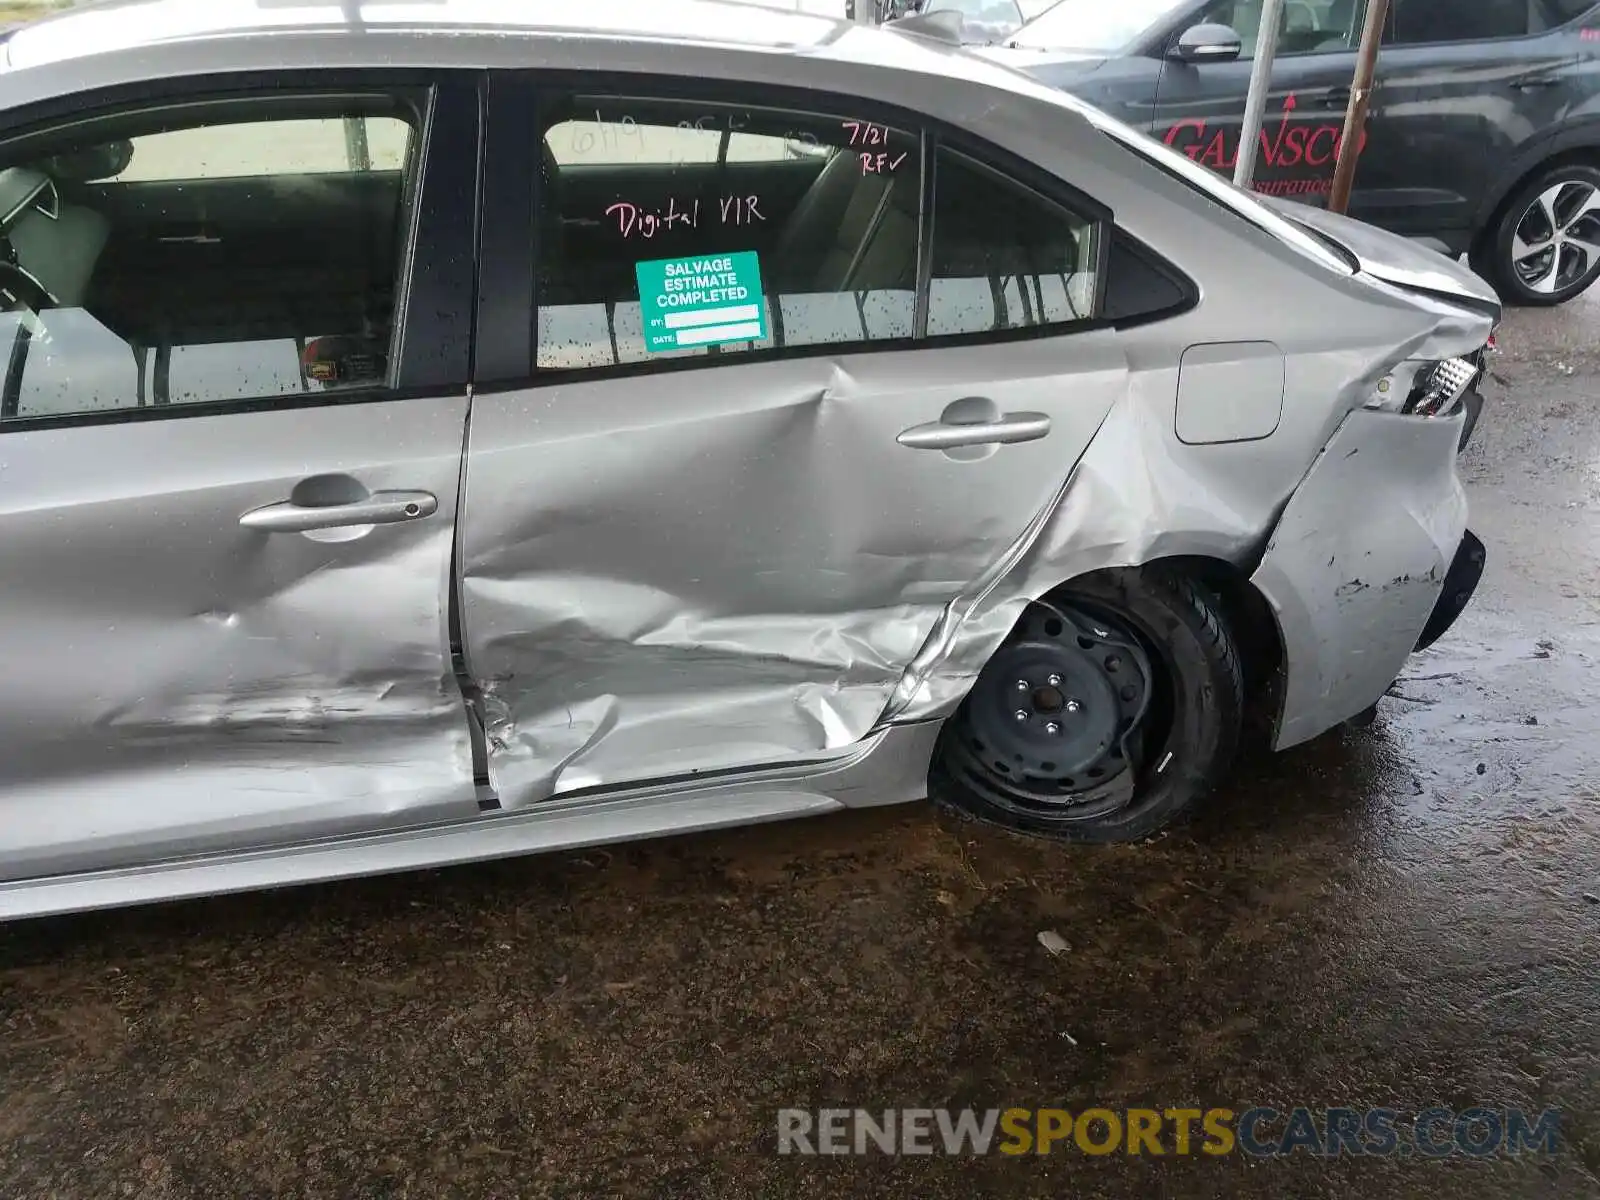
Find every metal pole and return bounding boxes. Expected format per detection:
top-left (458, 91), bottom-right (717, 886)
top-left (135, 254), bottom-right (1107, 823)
top-left (1233, 0), bottom-right (1286, 191)
top-left (343, 117), bottom-right (372, 172)
top-left (1327, 0), bottom-right (1390, 215)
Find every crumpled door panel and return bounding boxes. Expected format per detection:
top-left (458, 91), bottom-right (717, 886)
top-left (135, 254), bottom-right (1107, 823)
top-left (0, 398), bottom-right (477, 882)
top-left (458, 334), bottom-right (1129, 807)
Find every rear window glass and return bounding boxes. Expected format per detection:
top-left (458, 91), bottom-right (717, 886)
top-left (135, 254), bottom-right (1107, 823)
top-left (530, 90), bottom-right (1108, 375)
top-left (1549, 0), bottom-right (1599, 20)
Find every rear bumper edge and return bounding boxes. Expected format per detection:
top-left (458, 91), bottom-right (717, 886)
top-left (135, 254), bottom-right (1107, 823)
top-left (1415, 529), bottom-right (1486, 652)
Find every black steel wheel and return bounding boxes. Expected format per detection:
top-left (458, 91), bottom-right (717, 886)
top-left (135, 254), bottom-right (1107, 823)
top-left (931, 567), bottom-right (1244, 844)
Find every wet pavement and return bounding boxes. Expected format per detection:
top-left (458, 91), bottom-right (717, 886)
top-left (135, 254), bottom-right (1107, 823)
top-left (3, 298), bottom-right (1600, 1199)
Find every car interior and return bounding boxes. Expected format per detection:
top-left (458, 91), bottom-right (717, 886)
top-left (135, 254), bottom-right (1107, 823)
top-left (536, 96), bottom-right (923, 313)
top-left (1203, 0), bottom-right (1360, 53)
top-left (0, 97), bottom-right (416, 417)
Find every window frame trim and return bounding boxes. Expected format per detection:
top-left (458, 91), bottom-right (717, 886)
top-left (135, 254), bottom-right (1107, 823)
top-left (484, 67), bottom-right (1119, 394)
top-left (0, 68), bottom-right (481, 435)
top-left (1381, 0), bottom-right (1594, 46)
top-left (1161, 0), bottom-right (1370, 60)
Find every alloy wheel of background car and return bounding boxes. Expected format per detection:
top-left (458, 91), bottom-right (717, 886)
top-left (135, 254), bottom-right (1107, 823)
top-left (931, 568), bottom-right (1245, 844)
top-left (1479, 163), bottom-right (1600, 307)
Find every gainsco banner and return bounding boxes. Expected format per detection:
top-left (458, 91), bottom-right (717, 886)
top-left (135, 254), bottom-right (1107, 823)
top-left (1161, 93), bottom-right (1370, 198)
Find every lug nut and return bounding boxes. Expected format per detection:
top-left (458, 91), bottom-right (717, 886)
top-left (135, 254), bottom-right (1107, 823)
top-left (1065, 700), bottom-right (1081, 714)
top-left (1047, 674), bottom-right (1062, 687)
top-left (1014, 709), bottom-right (1029, 722)
top-left (1045, 721), bottom-right (1061, 735)
top-left (1015, 679), bottom-right (1030, 692)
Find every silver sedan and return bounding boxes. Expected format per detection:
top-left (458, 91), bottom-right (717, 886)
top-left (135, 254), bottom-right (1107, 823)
top-left (0, 0), bottom-right (1496, 919)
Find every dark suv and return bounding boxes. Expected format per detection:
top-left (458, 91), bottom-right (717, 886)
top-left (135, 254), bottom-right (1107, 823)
top-left (984, 0), bottom-right (1600, 305)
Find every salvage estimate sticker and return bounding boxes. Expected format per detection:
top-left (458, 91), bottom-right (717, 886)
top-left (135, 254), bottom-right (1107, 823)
top-left (635, 251), bottom-right (769, 353)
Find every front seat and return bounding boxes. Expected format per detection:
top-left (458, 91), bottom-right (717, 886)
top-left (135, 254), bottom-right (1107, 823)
top-left (9, 202), bottom-right (111, 308)
top-left (1315, 0), bottom-right (1357, 49)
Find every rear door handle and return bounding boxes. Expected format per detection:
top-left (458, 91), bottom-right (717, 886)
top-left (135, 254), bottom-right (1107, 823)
top-left (239, 490), bottom-right (438, 533)
top-left (1313, 86), bottom-right (1351, 109)
top-left (897, 412), bottom-right (1052, 450)
top-left (1510, 75), bottom-right (1564, 92)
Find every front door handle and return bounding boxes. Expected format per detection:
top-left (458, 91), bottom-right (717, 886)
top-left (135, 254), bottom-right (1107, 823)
top-left (1510, 75), bottom-right (1564, 92)
top-left (897, 412), bottom-right (1052, 450)
top-left (1313, 86), bottom-right (1351, 109)
top-left (239, 489), bottom-right (438, 533)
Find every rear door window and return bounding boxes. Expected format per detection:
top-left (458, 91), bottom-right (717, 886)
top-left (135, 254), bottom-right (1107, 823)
top-left (521, 82), bottom-right (1124, 378)
top-left (535, 95), bottom-right (923, 369)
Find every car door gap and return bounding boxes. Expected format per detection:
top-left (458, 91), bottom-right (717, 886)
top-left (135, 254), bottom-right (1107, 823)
top-left (447, 393), bottom-right (499, 809)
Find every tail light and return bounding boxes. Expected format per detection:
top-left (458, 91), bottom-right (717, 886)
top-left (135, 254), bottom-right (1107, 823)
top-left (1408, 356), bottom-right (1480, 417)
top-left (1368, 335), bottom-right (1490, 422)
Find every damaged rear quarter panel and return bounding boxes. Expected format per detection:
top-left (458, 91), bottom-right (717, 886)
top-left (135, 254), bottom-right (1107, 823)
top-left (1251, 407), bottom-right (1469, 750)
top-left (447, 55), bottom-right (1502, 807)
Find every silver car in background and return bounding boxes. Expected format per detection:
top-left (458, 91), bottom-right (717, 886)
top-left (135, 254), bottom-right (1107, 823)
top-left (0, 0), bottom-right (1495, 920)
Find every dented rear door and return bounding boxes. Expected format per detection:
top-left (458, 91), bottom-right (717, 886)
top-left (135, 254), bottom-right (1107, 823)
top-left (458, 78), bottom-right (1129, 807)
top-left (0, 75), bottom-right (483, 881)
top-left (460, 339), bottom-right (1130, 808)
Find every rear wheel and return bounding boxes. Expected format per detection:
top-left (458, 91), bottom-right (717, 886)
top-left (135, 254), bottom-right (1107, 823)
top-left (1475, 163), bottom-right (1600, 307)
top-left (931, 568), bottom-right (1244, 844)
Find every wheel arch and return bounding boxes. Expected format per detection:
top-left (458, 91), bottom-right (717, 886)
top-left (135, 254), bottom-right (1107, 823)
top-left (1012, 555), bottom-right (1286, 746)
top-left (920, 553), bottom-right (1288, 747)
top-left (1124, 554), bottom-right (1286, 745)
top-left (927, 553), bottom-right (1257, 842)
top-left (1471, 131), bottom-right (1600, 257)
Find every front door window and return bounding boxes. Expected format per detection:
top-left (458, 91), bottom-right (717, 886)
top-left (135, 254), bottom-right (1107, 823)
top-left (1201, 0), bottom-right (1366, 56)
top-left (0, 105), bottom-right (416, 421)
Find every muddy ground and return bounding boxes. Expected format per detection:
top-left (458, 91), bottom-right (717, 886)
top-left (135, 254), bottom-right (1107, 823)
top-left (3, 298), bottom-right (1600, 1199)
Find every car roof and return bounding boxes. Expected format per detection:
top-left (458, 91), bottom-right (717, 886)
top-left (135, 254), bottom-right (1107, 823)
top-left (0, 0), bottom-right (1356, 283)
top-left (3, 0), bottom-right (851, 72)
